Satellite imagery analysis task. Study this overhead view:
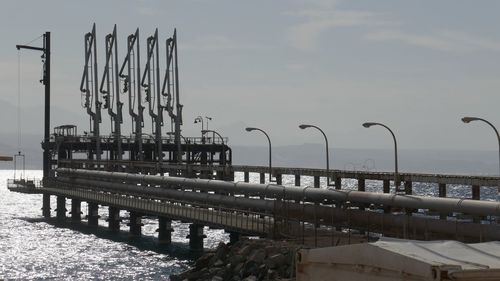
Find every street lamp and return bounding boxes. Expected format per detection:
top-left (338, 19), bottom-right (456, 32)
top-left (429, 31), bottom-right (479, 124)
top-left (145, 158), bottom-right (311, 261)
top-left (205, 116), bottom-right (213, 130)
top-left (299, 124), bottom-right (332, 186)
top-left (202, 129), bottom-right (226, 165)
top-left (362, 122), bottom-right (401, 192)
top-left (194, 116), bottom-right (204, 131)
top-left (245, 127), bottom-right (273, 182)
top-left (462, 116), bottom-right (500, 176)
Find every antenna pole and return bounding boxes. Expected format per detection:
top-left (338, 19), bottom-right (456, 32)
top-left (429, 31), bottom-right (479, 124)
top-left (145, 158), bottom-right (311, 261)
top-left (44, 32), bottom-right (51, 179)
top-left (16, 31), bottom-right (50, 180)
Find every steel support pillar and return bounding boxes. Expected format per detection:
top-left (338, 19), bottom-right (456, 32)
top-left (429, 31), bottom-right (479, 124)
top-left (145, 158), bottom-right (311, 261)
top-left (229, 231), bottom-right (241, 245)
top-left (158, 217), bottom-right (174, 244)
top-left (276, 174), bottom-right (282, 185)
top-left (314, 176), bottom-right (320, 188)
top-left (260, 173), bottom-right (266, 184)
top-left (383, 179), bottom-right (390, 193)
top-left (56, 196), bottom-right (66, 221)
top-left (472, 185), bottom-right (480, 200)
top-left (87, 202), bottom-right (99, 227)
top-left (187, 224), bottom-right (206, 250)
top-left (71, 199), bottom-right (81, 222)
top-left (335, 177), bottom-right (341, 190)
top-left (244, 171), bottom-right (249, 183)
top-left (42, 193), bottom-right (51, 218)
top-left (358, 178), bottom-right (365, 192)
top-left (295, 174), bottom-right (301, 186)
top-left (128, 212), bottom-right (143, 237)
top-left (405, 181), bottom-right (413, 195)
top-left (439, 183), bottom-right (447, 219)
top-left (107, 207), bottom-right (121, 232)
top-left (358, 178), bottom-right (366, 212)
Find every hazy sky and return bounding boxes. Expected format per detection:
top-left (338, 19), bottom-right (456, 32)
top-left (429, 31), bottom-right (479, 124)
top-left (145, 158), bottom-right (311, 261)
top-left (1, 0), bottom-right (500, 151)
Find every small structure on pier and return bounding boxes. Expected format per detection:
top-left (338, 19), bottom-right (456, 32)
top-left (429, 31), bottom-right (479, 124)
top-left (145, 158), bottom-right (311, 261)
top-left (297, 238), bottom-right (500, 281)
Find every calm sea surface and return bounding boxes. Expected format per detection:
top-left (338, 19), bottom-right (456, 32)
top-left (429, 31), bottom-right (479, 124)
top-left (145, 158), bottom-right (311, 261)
top-left (1, 170), bottom-right (497, 280)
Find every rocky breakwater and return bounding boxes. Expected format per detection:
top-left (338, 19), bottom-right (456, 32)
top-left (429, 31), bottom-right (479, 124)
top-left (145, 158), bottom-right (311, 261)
top-left (171, 238), bottom-right (299, 281)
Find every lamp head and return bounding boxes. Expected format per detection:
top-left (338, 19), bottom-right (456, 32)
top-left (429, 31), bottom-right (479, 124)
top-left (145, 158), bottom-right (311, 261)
top-left (299, 124), bottom-right (312, 130)
top-left (462, 117), bottom-right (479, 123)
top-left (245, 127), bottom-right (256, 132)
top-left (206, 116), bottom-right (212, 120)
top-left (363, 122), bottom-right (377, 128)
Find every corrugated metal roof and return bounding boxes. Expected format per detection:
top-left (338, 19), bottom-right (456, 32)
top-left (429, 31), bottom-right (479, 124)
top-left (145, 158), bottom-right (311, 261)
top-left (374, 238), bottom-right (500, 270)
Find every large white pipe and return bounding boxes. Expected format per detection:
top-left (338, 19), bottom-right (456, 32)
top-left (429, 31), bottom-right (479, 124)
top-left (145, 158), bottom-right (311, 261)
top-left (56, 168), bottom-right (500, 216)
top-left (53, 175), bottom-right (500, 240)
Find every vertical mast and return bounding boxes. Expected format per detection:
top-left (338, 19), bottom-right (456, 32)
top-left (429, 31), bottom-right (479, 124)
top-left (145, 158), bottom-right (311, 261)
top-left (80, 23), bottom-right (101, 161)
top-left (100, 25), bottom-right (123, 160)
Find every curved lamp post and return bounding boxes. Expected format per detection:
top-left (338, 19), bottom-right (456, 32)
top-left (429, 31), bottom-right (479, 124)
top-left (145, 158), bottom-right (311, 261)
top-left (202, 129), bottom-right (226, 165)
top-left (205, 116), bottom-right (213, 130)
top-left (362, 122), bottom-right (400, 192)
top-left (299, 124), bottom-right (332, 186)
top-left (194, 116), bottom-right (205, 131)
top-left (462, 116), bottom-right (500, 176)
top-left (245, 127), bottom-right (273, 182)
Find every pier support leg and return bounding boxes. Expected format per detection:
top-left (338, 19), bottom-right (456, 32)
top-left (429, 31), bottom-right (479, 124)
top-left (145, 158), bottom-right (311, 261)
top-left (472, 185), bottom-right (480, 200)
top-left (187, 224), bottom-right (206, 250)
top-left (335, 177), bottom-right (341, 190)
top-left (87, 202), bottom-right (99, 227)
top-left (358, 178), bottom-right (365, 211)
top-left (56, 196), bottom-right (66, 221)
top-left (314, 176), bottom-right (320, 188)
top-left (472, 185), bottom-right (481, 223)
top-left (260, 173), bottom-right (265, 184)
top-left (128, 212), bottom-right (143, 238)
top-left (405, 181), bottom-right (413, 195)
top-left (439, 183), bottom-right (447, 219)
top-left (276, 174), bottom-right (282, 185)
top-left (158, 217), bottom-right (173, 244)
top-left (383, 180), bottom-right (390, 193)
top-left (244, 171), bottom-right (249, 183)
top-left (71, 199), bottom-right (81, 222)
top-left (229, 232), bottom-right (241, 245)
top-left (358, 178), bottom-right (365, 192)
top-left (295, 174), bottom-right (301, 187)
top-left (383, 180), bottom-right (391, 213)
top-left (42, 194), bottom-right (51, 218)
top-left (107, 207), bottom-right (121, 232)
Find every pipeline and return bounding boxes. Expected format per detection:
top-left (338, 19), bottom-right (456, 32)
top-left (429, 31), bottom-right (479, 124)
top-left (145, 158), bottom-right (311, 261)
top-left (53, 175), bottom-right (500, 240)
top-left (56, 168), bottom-right (500, 217)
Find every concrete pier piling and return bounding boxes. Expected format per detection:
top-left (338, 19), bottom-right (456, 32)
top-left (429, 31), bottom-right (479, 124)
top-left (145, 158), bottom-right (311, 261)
top-left (157, 217), bottom-right (174, 244)
top-left (314, 176), bottom-right (320, 188)
top-left (276, 174), bottom-right (282, 185)
top-left (187, 224), bottom-right (206, 250)
top-left (295, 174), bottom-right (301, 186)
top-left (87, 202), bottom-right (99, 227)
top-left (71, 199), bottom-right (81, 222)
top-left (107, 207), bottom-right (121, 232)
top-left (228, 231), bottom-right (241, 245)
top-left (42, 194), bottom-right (51, 218)
top-left (128, 212), bottom-right (143, 237)
top-left (56, 196), bottom-right (66, 221)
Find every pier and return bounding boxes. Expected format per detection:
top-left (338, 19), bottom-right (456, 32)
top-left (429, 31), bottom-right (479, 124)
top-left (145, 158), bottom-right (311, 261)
top-left (8, 24), bottom-right (500, 251)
